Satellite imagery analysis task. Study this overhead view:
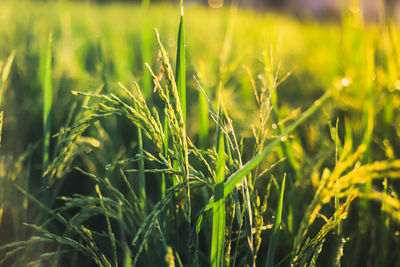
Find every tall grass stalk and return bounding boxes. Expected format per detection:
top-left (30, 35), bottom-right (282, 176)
top-left (137, 115), bottom-right (146, 212)
top-left (0, 111), bottom-right (3, 148)
top-left (264, 50), bottom-right (299, 180)
top-left (197, 76), bottom-right (209, 149)
top-left (161, 114), bottom-right (169, 237)
top-left (211, 130), bottom-right (225, 267)
top-left (266, 174), bottom-right (285, 267)
top-left (141, 0), bottom-right (151, 97)
top-left (218, 6), bottom-right (256, 262)
top-left (139, 0), bottom-right (151, 256)
top-left (42, 32), bottom-right (52, 188)
top-left (0, 111), bottom-right (2, 225)
top-left (135, 122), bottom-right (147, 267)
top-left (333, 119), bottom-right (341, 235)
top-left (174, 1), bottom-right (191, 221)
top-left (358, 32), bottom-right (375, 244)
top-left (264, 49), bottom-right (298, 236)
top-left (176, 0), bottom-right (186, 125)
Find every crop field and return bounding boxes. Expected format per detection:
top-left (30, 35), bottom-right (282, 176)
top-left (1, 0), bottom-right (400, 266)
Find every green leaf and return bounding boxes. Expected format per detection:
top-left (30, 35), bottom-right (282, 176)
top-left (176, 1), bottom-right (186, 125)
top-left (141, 0), bottom-right (151, 97)
top-left (0, 111), bottom-right (3, 148)
top-left (42, 33), bottom-right (52, 171)
top-left (198, 85), bottom-right (209, 149)
top-left (211, 131), bottom-right (225, 267)
top-left (266, 174), bottom-right (286, 267)
top-left (137, 111), bottom-right (146, 212)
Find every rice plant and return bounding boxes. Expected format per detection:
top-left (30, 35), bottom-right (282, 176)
top-left (1, 0), bottom-right (400, 266)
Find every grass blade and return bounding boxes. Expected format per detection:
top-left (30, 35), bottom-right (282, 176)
top-left (0, 111), bottom-right (3, 148)
top-left (161, 114), bottom-right (169, 238)
top-left (0, 110), bottom-right (3, 226)
top-left (176, 1), bottom-right (186, 125)
top-left (124, 244), bottom-right (133, 267)
top-left (137, 114), bottom-right (146, 212)
top-left (141, 0), bottom-right (151, 97)
top-left (42, 33), bottom-right (52, 175)
top-left (211, 130), bottom-right (225, 267)
top-left (266, 174), bottom-right (286, 267)
top-left (198, 80), bottom-right (209, 149)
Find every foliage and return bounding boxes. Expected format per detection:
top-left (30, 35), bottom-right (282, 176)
top-left (1, 1), bottom-right (400, 266)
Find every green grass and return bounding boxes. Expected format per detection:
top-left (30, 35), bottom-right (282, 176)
top-left (1, 1), bottom-right (400, 266)
top-left (211, 129), bottom-right (225, 267)
top-left (41, 32), bottom-right (53, 190)
top-left (176, 0), bottom-right (186, 125)
top-left (0, 112), bottom-right (3, 148)
top-left (266, 174), bottom-right (285, 267)
top-left (141, 0), bottom-right (152, 98)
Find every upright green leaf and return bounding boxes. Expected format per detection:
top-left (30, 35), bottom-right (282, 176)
top-left (137, 119), bottom-right (146, 212)
top-left (266, 174), bottom-right (285, 267)
top-left (176, 0), bottom-right (186, 125)
top-left (0, 111), bottom-right (3, 148)
top-left (198, 85), bottom-right (209, 149)
top-left (211, 131), bottom-right (225, 267)
top-left (141, 0), bottom-right (151, 97)
top-left (161, 115), bottom-right (169, 234)
top-left (42, 33), bottom-right (52, 178)
top-left (124, 245), bottom-right (133, 267)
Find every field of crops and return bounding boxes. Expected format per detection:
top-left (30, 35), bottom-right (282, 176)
top-left (1, 0), bottom-right (400, 266)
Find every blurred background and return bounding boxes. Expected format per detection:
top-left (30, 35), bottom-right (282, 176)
top-left (57, 0), bottom-right (400, 21)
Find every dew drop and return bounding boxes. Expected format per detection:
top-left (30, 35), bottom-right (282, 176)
top-left (272, 123), bottom-right (277, 129)
top-left (280, 136), bottom-right (287, 142)
top-left (341, 78), bottom-right (351, 87)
